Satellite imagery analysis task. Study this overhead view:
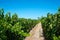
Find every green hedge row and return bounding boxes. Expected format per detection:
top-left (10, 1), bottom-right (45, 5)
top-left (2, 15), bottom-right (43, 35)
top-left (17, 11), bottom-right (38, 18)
top-left (0, 9), bottom-right (39, 40)
top-left (40, 8), bottom-right (60, 40)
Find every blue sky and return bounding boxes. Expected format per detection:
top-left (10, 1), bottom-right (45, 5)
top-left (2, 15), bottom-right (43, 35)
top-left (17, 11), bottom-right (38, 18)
top-left (0, 0), bottom-right (60, 19)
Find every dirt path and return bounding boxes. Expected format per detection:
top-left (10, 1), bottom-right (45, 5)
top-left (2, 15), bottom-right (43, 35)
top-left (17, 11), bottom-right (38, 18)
top-left (25, 23), bottom-right (45, 40)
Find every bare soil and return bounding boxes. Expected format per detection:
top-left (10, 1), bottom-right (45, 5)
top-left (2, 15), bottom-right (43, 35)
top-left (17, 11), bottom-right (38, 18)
top-left (25, 23), bottom-right (45, 40)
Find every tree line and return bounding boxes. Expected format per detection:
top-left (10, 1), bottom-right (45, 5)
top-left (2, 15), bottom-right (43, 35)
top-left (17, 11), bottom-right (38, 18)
top-left (0, 8), bottom-right (39, 40)
top-left (40, 8), bottom-right (60, 40)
